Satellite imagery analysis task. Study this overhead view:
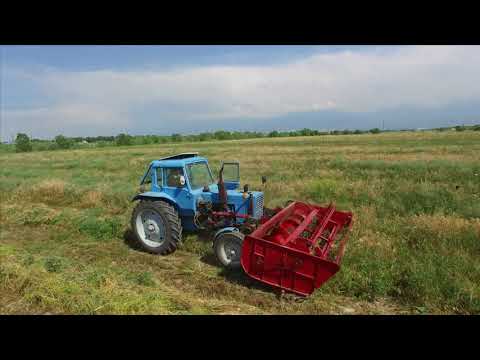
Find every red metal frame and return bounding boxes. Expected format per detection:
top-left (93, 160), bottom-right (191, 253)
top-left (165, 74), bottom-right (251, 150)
top-left (240, 201), bottom-right (353, 296)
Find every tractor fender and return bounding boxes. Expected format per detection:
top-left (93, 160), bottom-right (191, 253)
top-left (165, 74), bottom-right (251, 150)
top-left (213, 227), bottom-right (240, 247)
top-left (132, 191), bottom-right (179, 211)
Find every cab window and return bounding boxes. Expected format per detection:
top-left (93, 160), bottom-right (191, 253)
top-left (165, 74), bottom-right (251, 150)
top-left (186, 162), bottom-right (214, 190)
top-left (165, 167), bottom-right (186, 188)
top-left (222, 162), bottom-right (239, 182)
top-left (155, 168), bottom-right (163, 187)
top-left (140, 165), bottom-right (153, 191)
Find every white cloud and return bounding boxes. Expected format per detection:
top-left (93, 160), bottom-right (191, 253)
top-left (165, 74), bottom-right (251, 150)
top-left (3, 105), bottom-right (129, 139)
top-left (3, 45), bottom-right (480, 138)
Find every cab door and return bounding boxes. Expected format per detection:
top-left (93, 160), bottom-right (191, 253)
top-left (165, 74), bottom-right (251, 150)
top-left (222, 161), bottom-right (240, 190)
top-left (159, 167), bottom-right (195, 216)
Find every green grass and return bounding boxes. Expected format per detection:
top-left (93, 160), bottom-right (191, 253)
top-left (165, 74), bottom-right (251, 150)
top-left (1, 130), bottom-right (479, 314)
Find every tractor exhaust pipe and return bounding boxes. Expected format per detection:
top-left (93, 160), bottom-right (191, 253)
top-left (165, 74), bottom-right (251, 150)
top-left (218, 164), bottom-right (228, 211)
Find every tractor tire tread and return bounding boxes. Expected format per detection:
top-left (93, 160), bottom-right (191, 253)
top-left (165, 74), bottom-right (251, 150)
top-left (131, 199), bottom-right (183, 255)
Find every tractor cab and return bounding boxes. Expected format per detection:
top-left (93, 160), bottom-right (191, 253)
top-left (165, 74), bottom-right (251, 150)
top-left (140, 153), bottom-right (238, 190)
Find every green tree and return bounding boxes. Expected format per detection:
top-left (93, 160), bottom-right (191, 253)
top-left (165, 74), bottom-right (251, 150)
top-left (455, 125), bottom-right (466, 132)
top-left (369, 128), bottom-right (381, 134)
top-left (198, 132), bottom-right (213, 141)
top-left (115, 133), bottom-right (133, 146)
top-left (15, 133), bottom-right (33, 153)
top-left (171, 133), bottom-right (182, 142)
top-left (299, 128), bottom-right (312, 136)
top-left (214, 130), bottom-right (231, 140)
top-left (55, 135), bottom-right (73, 149)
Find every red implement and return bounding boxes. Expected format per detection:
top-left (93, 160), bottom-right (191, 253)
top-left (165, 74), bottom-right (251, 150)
top-left (240, 201), bottom-right (353, 296)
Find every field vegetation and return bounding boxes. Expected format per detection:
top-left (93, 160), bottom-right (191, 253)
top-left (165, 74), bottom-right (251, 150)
top-left (1, 130), bottom-right (479, 314)
top-left (3, 124), bottom-right (479, 154)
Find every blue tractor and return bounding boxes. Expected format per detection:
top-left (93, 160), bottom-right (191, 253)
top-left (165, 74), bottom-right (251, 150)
top-left (131, 153), bottom-right (267, 268)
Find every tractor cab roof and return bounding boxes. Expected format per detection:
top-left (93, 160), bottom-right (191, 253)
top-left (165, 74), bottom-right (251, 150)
top-left (158, 152), bottom-right (199, 161)
top-left (150, 153), bottom-right (208, 168)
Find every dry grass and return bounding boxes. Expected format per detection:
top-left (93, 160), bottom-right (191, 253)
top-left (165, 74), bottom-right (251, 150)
top-left (33, 179), bottom-right (66, 200)
top-left (79, 191), bottom-right (104, 209)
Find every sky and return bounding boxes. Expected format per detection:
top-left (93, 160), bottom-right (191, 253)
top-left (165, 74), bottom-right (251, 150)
top-left (1, 45), bottom-right (480, 141)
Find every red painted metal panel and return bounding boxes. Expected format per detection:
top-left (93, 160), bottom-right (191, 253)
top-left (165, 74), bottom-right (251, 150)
top-left (241, 201), bottom-right (353, 296)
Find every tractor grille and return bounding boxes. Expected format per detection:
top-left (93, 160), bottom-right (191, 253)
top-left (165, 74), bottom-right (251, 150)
top-left (253, 193), bottom-right (264, 219)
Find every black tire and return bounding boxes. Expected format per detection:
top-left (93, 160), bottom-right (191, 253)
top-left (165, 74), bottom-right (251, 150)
top-left (130, 200), bottom-right (182, 255)
top-left (213, 230), bottom-right (244, 269)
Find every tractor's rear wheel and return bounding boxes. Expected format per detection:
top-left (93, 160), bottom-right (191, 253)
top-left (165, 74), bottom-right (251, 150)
top-left (214, 230), bottom-right (244, 269)
top-left (131, 200), bottom-right (182, 255)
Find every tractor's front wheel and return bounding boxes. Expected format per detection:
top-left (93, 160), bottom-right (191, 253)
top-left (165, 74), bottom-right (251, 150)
top-left (214, 230), bottom-right (244, 270)
top-left (131, 200), bottom-right (182, 255)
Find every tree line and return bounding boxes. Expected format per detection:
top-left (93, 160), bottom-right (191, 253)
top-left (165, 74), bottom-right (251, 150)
top-left (10, 124), bottom-right (480, 153)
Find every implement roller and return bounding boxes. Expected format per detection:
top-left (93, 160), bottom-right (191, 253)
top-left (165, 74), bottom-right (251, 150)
top-left (241, 201), bottom-right (353, 296)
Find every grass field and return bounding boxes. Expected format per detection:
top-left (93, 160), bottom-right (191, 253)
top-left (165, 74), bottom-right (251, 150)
top-left (1, 131), bottom-right (479, 314)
